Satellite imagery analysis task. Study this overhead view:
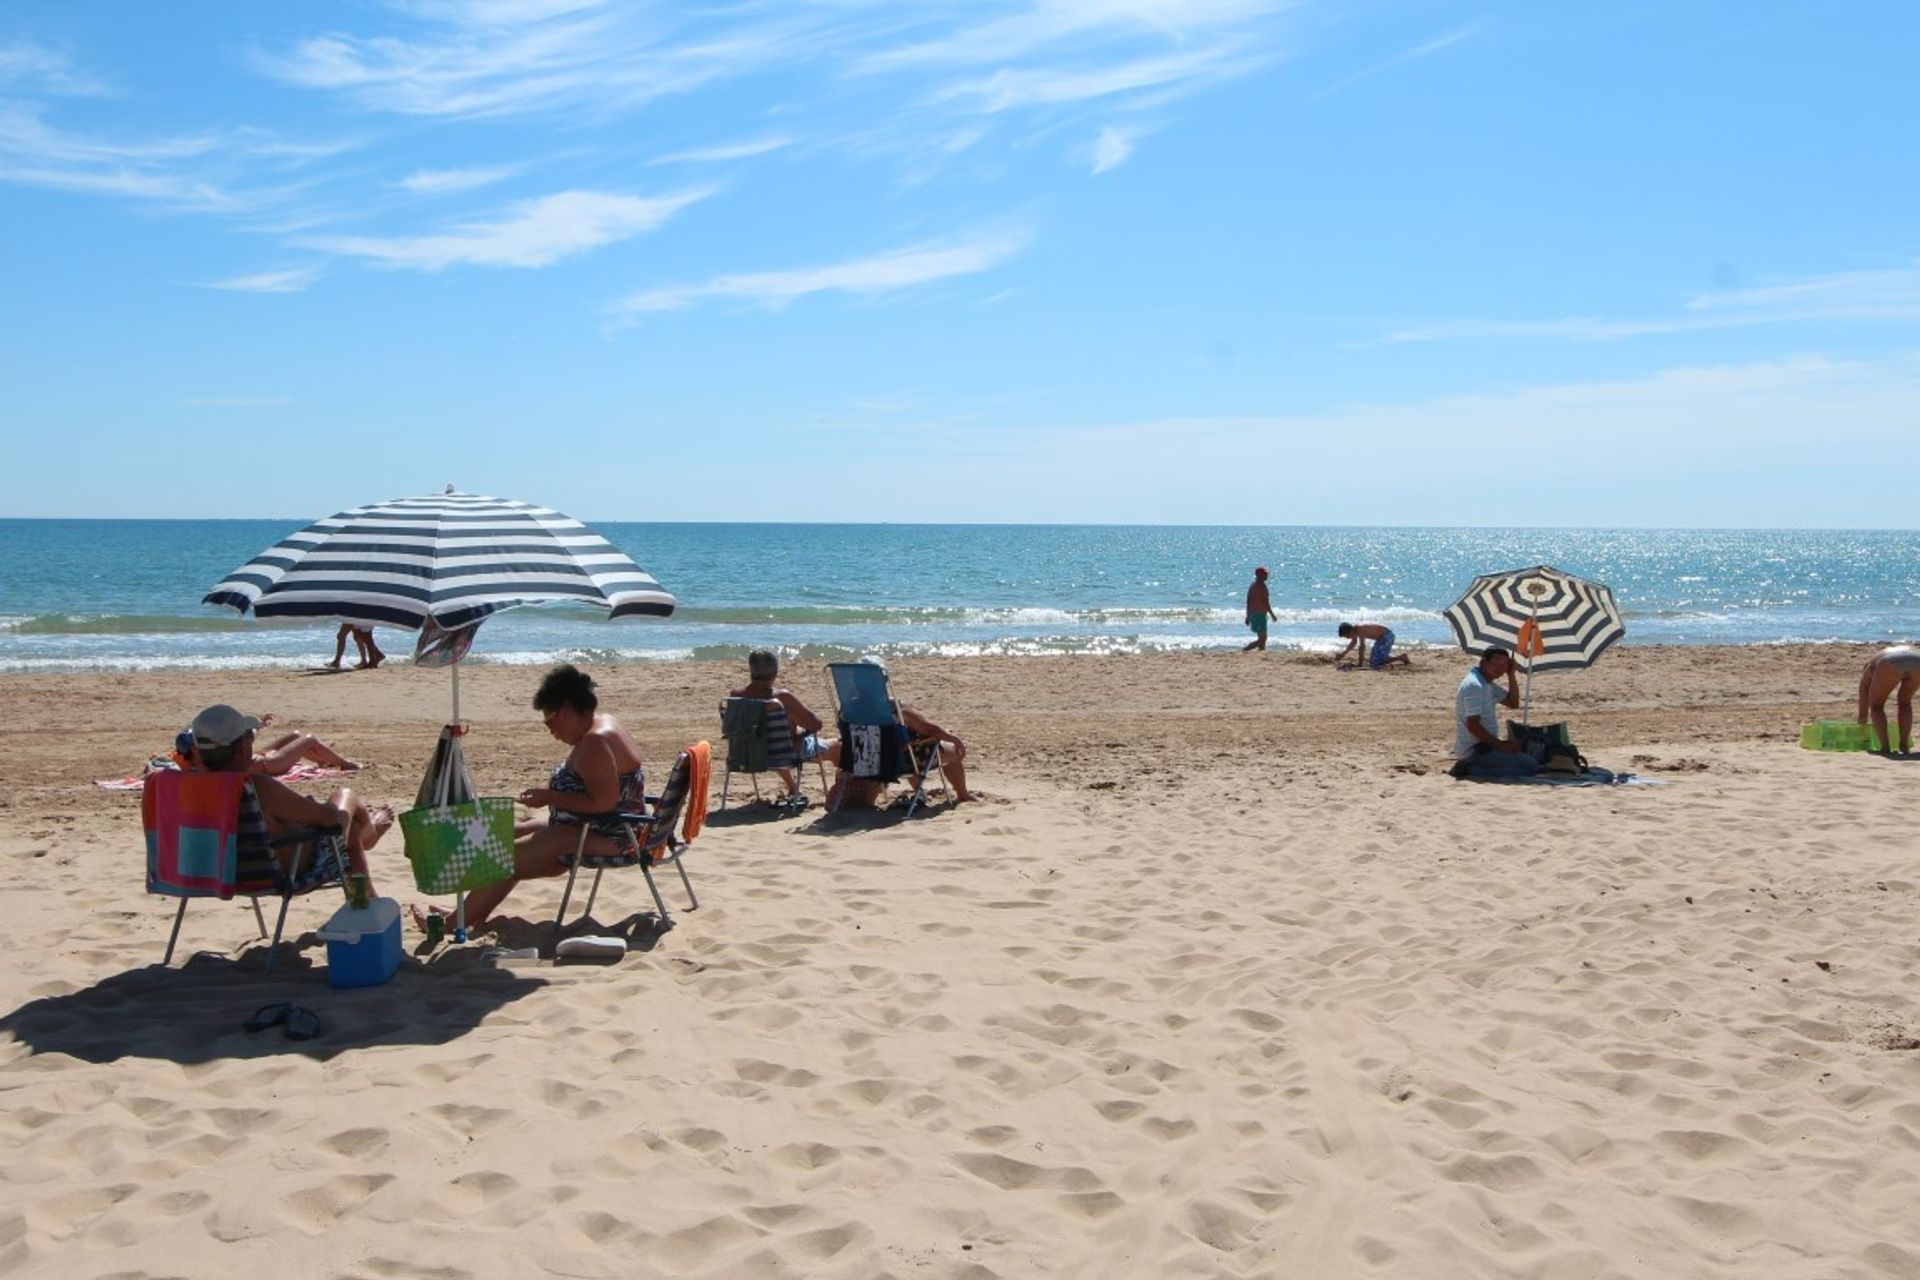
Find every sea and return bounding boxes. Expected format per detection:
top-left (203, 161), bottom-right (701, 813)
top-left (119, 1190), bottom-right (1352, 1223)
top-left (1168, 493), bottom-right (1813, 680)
top-left (1, 520), bottom-right (1916, 674)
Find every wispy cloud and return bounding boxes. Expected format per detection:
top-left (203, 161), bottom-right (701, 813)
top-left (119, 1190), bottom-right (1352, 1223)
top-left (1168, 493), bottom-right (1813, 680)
top-left (199, 267), bottom-right (324, 293)
top-left (0, 105), bottom-right (348, 215)
top-left (860, 0), bottom-right (1276, 71)
top-left (399, 164), bottom-right (518, 194)
top-left (649, 136), bottom-right (793, 166)
top-left (611, 228), bottom-right (1032, 314)
top-left (1306, 24), bottom-right (1478, 102)
top-left (307, 187), bottom-right (711, 269)
top-left (934, 46), bottom-right (1260, 113)
top-left (257, 4), bottom-right (806, 120)
top-left (0, 39), bottom-right (113, 96)
top-left (1089, 125), bottom-right (1136, 174)
top-left (1387, 261), bottom-right (1920, 343)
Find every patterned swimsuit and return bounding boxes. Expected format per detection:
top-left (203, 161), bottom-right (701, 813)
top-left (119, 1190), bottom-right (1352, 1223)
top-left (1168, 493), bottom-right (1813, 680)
top-left (549, 761), bottom-right (645, 838)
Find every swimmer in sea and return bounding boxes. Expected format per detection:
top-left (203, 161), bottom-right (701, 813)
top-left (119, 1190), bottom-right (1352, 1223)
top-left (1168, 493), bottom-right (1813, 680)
top-left (1857, 645), bottom-right (1920, 753)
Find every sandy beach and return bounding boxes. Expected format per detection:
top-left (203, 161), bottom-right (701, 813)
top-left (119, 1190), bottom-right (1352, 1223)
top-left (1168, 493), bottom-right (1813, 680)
top-left (3, 644), bottom-right (1919, 1279)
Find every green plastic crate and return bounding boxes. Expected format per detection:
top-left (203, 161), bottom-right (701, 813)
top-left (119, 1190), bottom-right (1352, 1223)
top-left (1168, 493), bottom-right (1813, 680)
top-left (1799, 720), bottom-right (1878, 752)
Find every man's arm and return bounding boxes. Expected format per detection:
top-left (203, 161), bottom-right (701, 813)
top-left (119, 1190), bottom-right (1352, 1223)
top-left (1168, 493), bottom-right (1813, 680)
top-left (901, 707), bottom-right (965, 758)
top-left (1332, 637), bottom-right (1358, 662)
top-left (779, 691), bottom-right (823, 736)
top-left (1499, 672), bottom-right (1522, 709)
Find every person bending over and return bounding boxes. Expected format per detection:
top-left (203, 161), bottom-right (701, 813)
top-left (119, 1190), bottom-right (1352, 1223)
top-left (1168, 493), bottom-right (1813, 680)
top-left (188, 704), bottom-right (392, 892)
top-left (461, 664), bottom-right (645, 930)
top-left (1858, 644), bottom-right (1920, 753)
top-left (1450, 647), bottom-right (1539, 779)
top-left (1333, 621), bottom-right (1411, 670)
top-left (733, 649), bottom-right (837, 800)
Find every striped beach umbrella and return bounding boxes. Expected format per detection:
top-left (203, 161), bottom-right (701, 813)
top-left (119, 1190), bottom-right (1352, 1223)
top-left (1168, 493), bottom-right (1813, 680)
top-left (1444, 564), bottom-right (1624, 720)
top-left (204, 488), bottom-right (675, 631)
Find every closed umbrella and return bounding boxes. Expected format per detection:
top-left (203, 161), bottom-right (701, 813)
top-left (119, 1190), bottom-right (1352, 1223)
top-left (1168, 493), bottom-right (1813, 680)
top-left (1443, 564), bottom-right (1624, 722)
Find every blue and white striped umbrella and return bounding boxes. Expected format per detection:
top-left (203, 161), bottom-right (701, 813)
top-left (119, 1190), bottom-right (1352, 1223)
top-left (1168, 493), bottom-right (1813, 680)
top-left (1443, 564), bottom-right (1623, 673)
top-left (204, 489), bottom-right (676, 631)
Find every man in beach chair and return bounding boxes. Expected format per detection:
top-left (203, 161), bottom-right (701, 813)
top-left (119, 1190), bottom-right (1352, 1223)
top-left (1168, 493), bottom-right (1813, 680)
top-left (720, 650), bottom-right (835, 810)
top-left (147, 704), bottom-right (394, 971)
top-left (825, 659), bottom-right (974, 814)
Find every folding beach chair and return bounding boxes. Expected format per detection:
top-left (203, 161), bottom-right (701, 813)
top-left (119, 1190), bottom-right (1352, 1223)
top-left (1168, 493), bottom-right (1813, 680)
top-left (555, 742), bottom-right (710, 932)
top-left (144, 770), bottom-right (350, 974)
top-left (826, 661), bottom-right (947, 816)
top-left (718, 697), bottom-right (828, 810)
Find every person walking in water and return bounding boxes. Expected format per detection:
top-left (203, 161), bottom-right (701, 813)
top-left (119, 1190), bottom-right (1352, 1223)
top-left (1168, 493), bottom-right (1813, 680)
top-left (1243, 567), bottom-right (1278, 653)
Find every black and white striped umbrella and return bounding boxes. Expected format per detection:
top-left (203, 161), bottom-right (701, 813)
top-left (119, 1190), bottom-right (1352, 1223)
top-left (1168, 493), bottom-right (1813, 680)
top-left (204, 489), bottom-right (676, 631)
top-left (1443, 564), bottom-right (1624, 673)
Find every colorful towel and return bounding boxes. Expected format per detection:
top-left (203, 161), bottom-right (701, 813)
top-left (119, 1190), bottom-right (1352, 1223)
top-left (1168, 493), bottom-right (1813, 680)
top-left (144, 771), bottom-right (248, 898)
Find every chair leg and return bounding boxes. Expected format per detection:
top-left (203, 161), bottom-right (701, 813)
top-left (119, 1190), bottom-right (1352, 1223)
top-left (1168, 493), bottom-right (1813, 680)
top-left (720, 769), bottom-right (731, 811)
top-left (639, 862), bottom-right (672, 926)
top-left (162, 898), bottom-right (189, 966)
top-left (554, 827), bottom-right (589, 930)
top-left (580, 868), bottom-right (605, 922)
top-left (251, 896), bottom-right (269, 939)
top-left (264, 895), bottom-right (293, 975)
top-left (670, 852), bottom-right (698, 911)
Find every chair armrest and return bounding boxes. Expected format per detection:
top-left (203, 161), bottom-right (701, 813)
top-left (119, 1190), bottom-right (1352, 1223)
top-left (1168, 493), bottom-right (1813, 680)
top-left (270, 823), bottom-right (344, 847)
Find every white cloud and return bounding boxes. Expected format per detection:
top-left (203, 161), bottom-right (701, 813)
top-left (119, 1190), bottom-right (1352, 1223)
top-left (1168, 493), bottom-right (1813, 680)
top-left (0, 105), bottom-right (350, 215)
top-left (611, 228), bottom-right (1032, 313)
top-left (308, 187), bottom-right (711, 270)
top-left (861, 0), bottom-right (1275, 71)
top-left (200, 267), bottom-right (324, 293)
top-left (935, 46), bottom-right (1259, 113)
top-left (649, 137), bottom-right (793, 166)
top-left (1089, 125), bottom-right (1135, 174)
top-left (0, 39), bottom-right (112, 96)
top-left (399, 164), bottom-right (518, 194)
top-left (1387, 261), bottom-right (1920, 344)
top-left (1306, 25), bottom-right (1478, 103)
top-left (257, 5), bottom-right (804, 120)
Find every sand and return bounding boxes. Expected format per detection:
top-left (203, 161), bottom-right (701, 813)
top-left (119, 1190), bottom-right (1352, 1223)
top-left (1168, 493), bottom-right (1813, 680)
top-left (3, 645), bottom-right (1920, 1279)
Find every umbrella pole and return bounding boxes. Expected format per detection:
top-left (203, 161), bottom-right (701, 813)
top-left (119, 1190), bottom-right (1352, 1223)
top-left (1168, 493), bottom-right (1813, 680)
top-left (1521, 601), bottom-right (1538, 725)
top-left (447, 663), bottom-right (468, 943)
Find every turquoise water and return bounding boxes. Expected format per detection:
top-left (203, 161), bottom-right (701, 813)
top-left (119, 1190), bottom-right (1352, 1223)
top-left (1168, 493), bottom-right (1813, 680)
top-left (1, 520), bottom-right (1916, 672)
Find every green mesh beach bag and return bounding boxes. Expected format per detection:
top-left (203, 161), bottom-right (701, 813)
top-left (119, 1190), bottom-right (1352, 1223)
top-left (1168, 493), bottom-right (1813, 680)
top-left (401, 798), bottom-right (516, 895)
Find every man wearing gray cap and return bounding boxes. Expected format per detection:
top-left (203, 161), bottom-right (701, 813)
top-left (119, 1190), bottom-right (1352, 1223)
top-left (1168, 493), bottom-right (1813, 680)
top-left (188, 704), bottom-right (394, 891)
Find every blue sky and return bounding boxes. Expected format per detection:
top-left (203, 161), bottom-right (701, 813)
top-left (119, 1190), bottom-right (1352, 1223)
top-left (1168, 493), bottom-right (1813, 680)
top-left (2, 1), bottom-right (1916, 524)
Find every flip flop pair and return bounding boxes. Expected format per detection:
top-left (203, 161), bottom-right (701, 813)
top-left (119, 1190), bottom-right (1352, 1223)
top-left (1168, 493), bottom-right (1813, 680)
top-left (242, 1002), bottom-right (324, 1041)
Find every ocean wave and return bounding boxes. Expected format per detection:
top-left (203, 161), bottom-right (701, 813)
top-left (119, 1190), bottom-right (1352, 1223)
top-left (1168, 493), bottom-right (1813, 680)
top-left (0, 612), bottom-right (314, 636)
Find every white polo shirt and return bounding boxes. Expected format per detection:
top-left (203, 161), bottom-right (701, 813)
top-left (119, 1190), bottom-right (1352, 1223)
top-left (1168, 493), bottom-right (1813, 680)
top-left (1455, 667), bottom-right (1503, 759)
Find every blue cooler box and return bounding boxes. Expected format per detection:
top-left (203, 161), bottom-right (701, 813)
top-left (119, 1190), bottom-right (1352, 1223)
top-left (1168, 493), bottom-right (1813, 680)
top-left (316, 898), bottom-right (403, 987)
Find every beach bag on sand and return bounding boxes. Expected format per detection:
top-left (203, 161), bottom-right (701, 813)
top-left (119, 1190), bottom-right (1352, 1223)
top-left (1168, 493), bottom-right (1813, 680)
top-left (1514, 722), bottom-right (1587, 774)
top-left (401, 798), bottom-right (516, 895)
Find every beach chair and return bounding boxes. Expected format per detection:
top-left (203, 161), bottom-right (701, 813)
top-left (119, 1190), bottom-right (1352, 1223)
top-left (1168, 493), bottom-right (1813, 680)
top-left (144, 770), bottom-right (349, 974)
top-left (718, 697), bottom-right (828, 809)
top-left (555, 742), bottom-right (710, 932)
top-left (826, 661), bottom-right (947, 816)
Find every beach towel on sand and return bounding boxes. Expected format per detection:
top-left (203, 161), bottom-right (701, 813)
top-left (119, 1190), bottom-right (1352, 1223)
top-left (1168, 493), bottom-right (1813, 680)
top-left (1462, 767), bottom-right (1666, 788)
top-left (99, 760), bottom-right (354, 791)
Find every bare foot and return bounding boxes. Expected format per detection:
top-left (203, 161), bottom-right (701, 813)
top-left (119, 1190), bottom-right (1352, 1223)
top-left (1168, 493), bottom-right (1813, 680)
top-left (369, 804), bottom-right (397, 842)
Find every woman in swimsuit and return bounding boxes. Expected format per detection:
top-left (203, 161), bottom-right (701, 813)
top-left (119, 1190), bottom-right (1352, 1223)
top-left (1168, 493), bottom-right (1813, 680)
top-left (1858, 645), bottom-right (1920, 754)
top-left (460, 664), bottom-right (646, 929)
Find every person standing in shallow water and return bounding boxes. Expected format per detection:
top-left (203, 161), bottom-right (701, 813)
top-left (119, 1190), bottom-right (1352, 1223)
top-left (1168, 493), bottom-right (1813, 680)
top-left (1243, 567), bottom-right (1278, 652)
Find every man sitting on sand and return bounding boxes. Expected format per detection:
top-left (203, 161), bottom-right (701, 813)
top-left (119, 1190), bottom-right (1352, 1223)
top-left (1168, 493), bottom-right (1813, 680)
top-left (732, 649), bottom-right (837, 803)
top-left (1858, 644), bottom-right (1920, 753)
top-left (186, 704), bottom-right (393, 892)
top-left (1332, 622), bottom-right (1411, 670)
top-left (1450, 647), bottom-right (1540, 779)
